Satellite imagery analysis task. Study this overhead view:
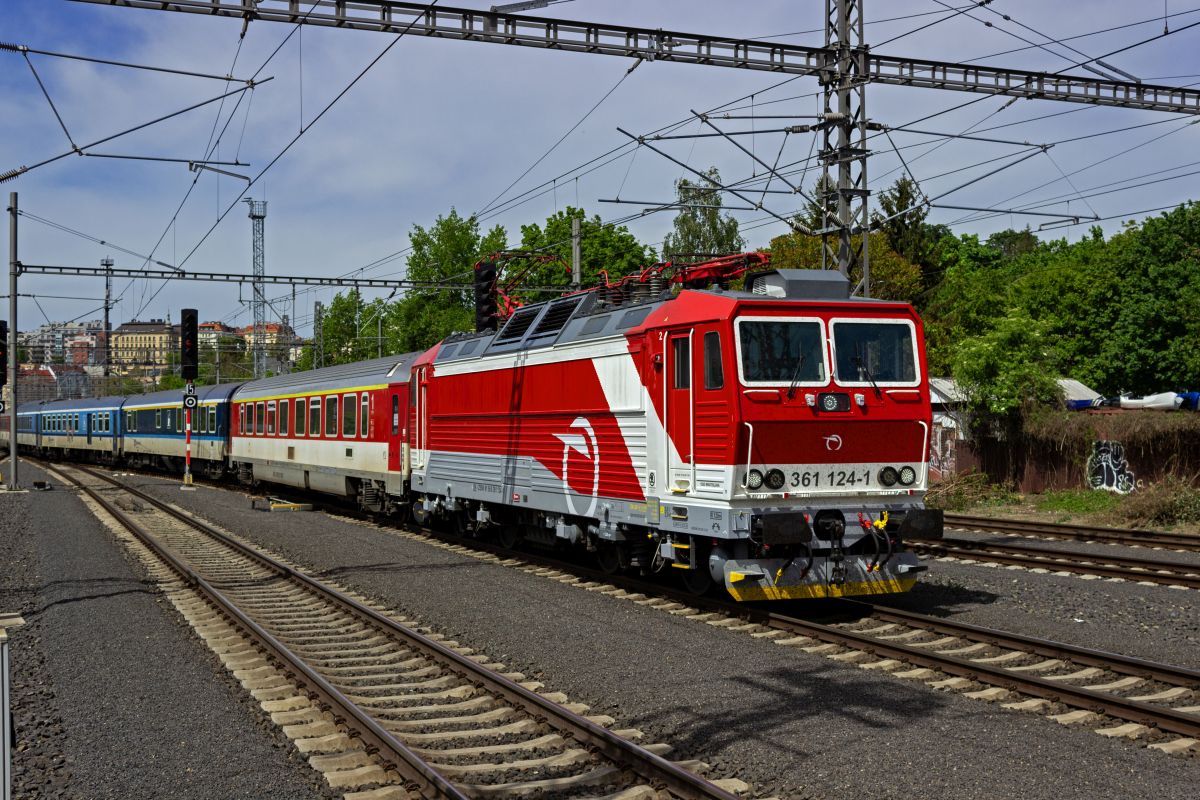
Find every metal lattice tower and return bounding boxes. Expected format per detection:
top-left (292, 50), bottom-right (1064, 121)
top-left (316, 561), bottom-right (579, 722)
top-left (820, 0), bottom-right (870, 294)
top-left (313, 300), bottom-right (325, 369)
top-left (244, 198), bottom-right (268, 379)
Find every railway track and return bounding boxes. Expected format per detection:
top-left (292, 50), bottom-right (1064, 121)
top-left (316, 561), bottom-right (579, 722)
top-left (942, 513), bottom-right (1200, 554)
top-left (344, 519), bottom-right (1200, 749)
top-left (47, 462), bottom-right (745, 800)
top-left (909, 537), bottom-right (1200, 590)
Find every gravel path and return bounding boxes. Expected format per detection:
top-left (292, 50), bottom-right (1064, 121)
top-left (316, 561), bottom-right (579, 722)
top-left (0, 463), bottom-right (334, 800)
top-left (129, 474), bottom-right (1200, 800)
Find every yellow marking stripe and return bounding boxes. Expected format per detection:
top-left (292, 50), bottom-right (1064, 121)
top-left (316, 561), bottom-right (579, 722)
top-left (727, 577), bottom-right (917, 601)
top-left (234, 384), bottom-right (387, 403)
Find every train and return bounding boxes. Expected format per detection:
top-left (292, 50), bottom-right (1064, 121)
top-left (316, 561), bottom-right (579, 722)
top-left (2, 255), bottom-right (942, 600)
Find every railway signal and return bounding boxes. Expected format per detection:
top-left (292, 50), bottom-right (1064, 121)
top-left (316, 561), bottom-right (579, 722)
top-left (180, 308), bottom-right (198, 381)
top-left (474, 258), bottom-right (498, 332)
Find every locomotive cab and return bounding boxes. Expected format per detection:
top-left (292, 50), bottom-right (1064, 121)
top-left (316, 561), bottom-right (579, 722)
top-left (647, 269), bottom-right (940, 600)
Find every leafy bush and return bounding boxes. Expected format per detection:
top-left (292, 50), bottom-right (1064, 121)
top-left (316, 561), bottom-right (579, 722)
top-left (1113, 476), bottom-right (1200, 528)
top-left (925, 471), bottom-right (1018, 511)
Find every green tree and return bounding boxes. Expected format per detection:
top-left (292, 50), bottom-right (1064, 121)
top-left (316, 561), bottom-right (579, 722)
top-left (405, 208), bottom-right (508, 307)
top-left (986, 227), bottom-right (1040, 261)
top-left (661, 167), bottom-right (745, 258)
top-left (514, 206), bottom-right (656, 297)
top-left (952, 310), bottom-right (1063, 470)
top-left (874, 176), bottom-right (948, 291)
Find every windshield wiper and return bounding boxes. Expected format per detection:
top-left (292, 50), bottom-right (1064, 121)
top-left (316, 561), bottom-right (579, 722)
top-left (853, 343), bottom-right (882, 398)
top-left (786, 353), bottom-right (808, 399)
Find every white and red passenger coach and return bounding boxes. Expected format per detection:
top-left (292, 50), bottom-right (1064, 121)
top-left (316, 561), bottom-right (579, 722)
top-left (229, 258), bottom-right (941, 600)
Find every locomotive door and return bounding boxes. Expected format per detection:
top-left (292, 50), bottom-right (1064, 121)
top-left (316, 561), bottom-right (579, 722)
top-left (666, 330), bottom-right (695, 491)
top-left (410, 366), bottom-right (428, 471)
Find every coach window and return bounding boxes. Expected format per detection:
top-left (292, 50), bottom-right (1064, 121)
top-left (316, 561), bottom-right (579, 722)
top-left (239, 404), bottom-right (245, 435)
top-left (325, 396), bottom-right (338, 437)
top-left (673, 337), bottom-right (690, 389)
top-left (176, 408), bottom-right (183, 433)
top-left (704, 331), bottom-right (724, 390)
top-left (267, 401), bottom-right (276, 435)
top-left (279, 399), bottom-right (290, 437)
top-left (256, 401), bottom-right (265, 435)
top-left (209, 405), bottom-right (217, 435)
top-left (360, 394), bottom-right (370, 438)
top-left (294, 398), bottom-right (306, 436)
top-left (156, 409), bottom-right (162, 430)
top-left (309, 398), bottom-right (320, 437)
top-left (342, 393), bottom-right (357, 437)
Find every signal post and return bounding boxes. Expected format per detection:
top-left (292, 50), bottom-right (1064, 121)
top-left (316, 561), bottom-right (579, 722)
top-left (180, 308), bottom-right (198, 490)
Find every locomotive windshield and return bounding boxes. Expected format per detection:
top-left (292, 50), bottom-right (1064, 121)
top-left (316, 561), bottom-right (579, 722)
top-left (832, 320), bottom-right (918, 384)
top-left (737, 319), bottom-right (826, 384)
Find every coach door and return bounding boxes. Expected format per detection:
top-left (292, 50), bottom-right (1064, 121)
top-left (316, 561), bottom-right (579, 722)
top-left (666, 329), bottom-right (695, 492)
top-left (387, 385), bottom-right (405, 476)
top-left (85, 412), bottom-right (92, 445)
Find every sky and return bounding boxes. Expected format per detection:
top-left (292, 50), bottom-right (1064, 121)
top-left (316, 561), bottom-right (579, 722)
top-left (2, 0), bottom-right (1199, 337)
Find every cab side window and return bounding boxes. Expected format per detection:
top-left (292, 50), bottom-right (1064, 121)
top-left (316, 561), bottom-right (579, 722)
top-left (704, 331), bottom-right (724, 390)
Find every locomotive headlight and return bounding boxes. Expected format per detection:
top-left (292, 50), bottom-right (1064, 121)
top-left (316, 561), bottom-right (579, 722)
top-left (765, 469), bottom-right (787, 491)
top-left (898, 466), bottom-right (917, 486)
top-left (821, 394), bottom-right (840, 412)
top-left (879, 466), bottom-right (899, 487)
top-left (746, 469), bottom-right (764, 490)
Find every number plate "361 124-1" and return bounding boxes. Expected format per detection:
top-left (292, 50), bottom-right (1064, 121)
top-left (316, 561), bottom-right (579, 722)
top-left (789, 469), bottom-right (872, 488)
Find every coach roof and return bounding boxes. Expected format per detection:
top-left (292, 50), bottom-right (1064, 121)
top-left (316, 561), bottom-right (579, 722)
top-left (232, 353), bottom-right (420, 402)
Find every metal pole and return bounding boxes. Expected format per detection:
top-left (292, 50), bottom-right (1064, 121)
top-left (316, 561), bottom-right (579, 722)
top-left (570, 216), bottom-right (582, 287)
top-left (7, 192), bottom-right (18, 490)
top-left (102, 258), bottom-right (112, 379)
top-left (2, 627), bottom-right (10, 800)
top-left (377, 314), bottom-right (382, 359)
top-left (183, 397), bottom-right (193, 487)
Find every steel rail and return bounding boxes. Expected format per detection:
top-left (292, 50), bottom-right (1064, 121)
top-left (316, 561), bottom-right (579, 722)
top-left (59, 463), bottom-right (742, 800)
top-left (911, 538), bottom-right (1200, 589)
top-left (42, 461), bottom-right (1200, 740)
top-left (49, 464), bottom-right (467, 800)
top-left (316, 515), bottom-right (1200, 739)
top-left (943, 513), bottom-right (1200, 554)
top-left (846, 601), bottom-right (1200, 688)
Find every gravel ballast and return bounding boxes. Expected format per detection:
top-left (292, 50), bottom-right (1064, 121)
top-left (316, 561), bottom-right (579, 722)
top-left (0, 463), bottom-right (334, 800)
top-left (129, 473), bottom-right (1200, 800)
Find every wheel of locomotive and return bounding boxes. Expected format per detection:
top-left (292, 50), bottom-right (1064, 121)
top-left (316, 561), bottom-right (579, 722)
top-left (411, 499), bottom-right (430, 528)
top-left (595, 541), bottom-right (623, 575)
top-left (497, 523), bottom-right (523, 550)
top-left (679, 564), bottom-right (715, 596)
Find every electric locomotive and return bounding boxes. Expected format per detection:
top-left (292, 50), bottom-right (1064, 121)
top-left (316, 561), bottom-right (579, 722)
top-left (407, 256), bottom-right (941, 599)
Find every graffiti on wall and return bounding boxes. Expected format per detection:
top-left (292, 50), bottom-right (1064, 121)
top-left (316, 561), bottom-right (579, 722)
top-left (1087, 440), bottom-right (1137, 493)
top-left (928, 422), bottom-right (958, 480)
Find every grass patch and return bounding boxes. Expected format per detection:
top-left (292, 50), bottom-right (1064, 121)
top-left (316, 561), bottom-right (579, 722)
top-left (1035, 489), bottom-right (1120, 516)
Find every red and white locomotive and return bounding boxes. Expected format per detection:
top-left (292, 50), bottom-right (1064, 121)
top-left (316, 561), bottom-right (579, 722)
top-left (228, 255), bottom-right (940, 600)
